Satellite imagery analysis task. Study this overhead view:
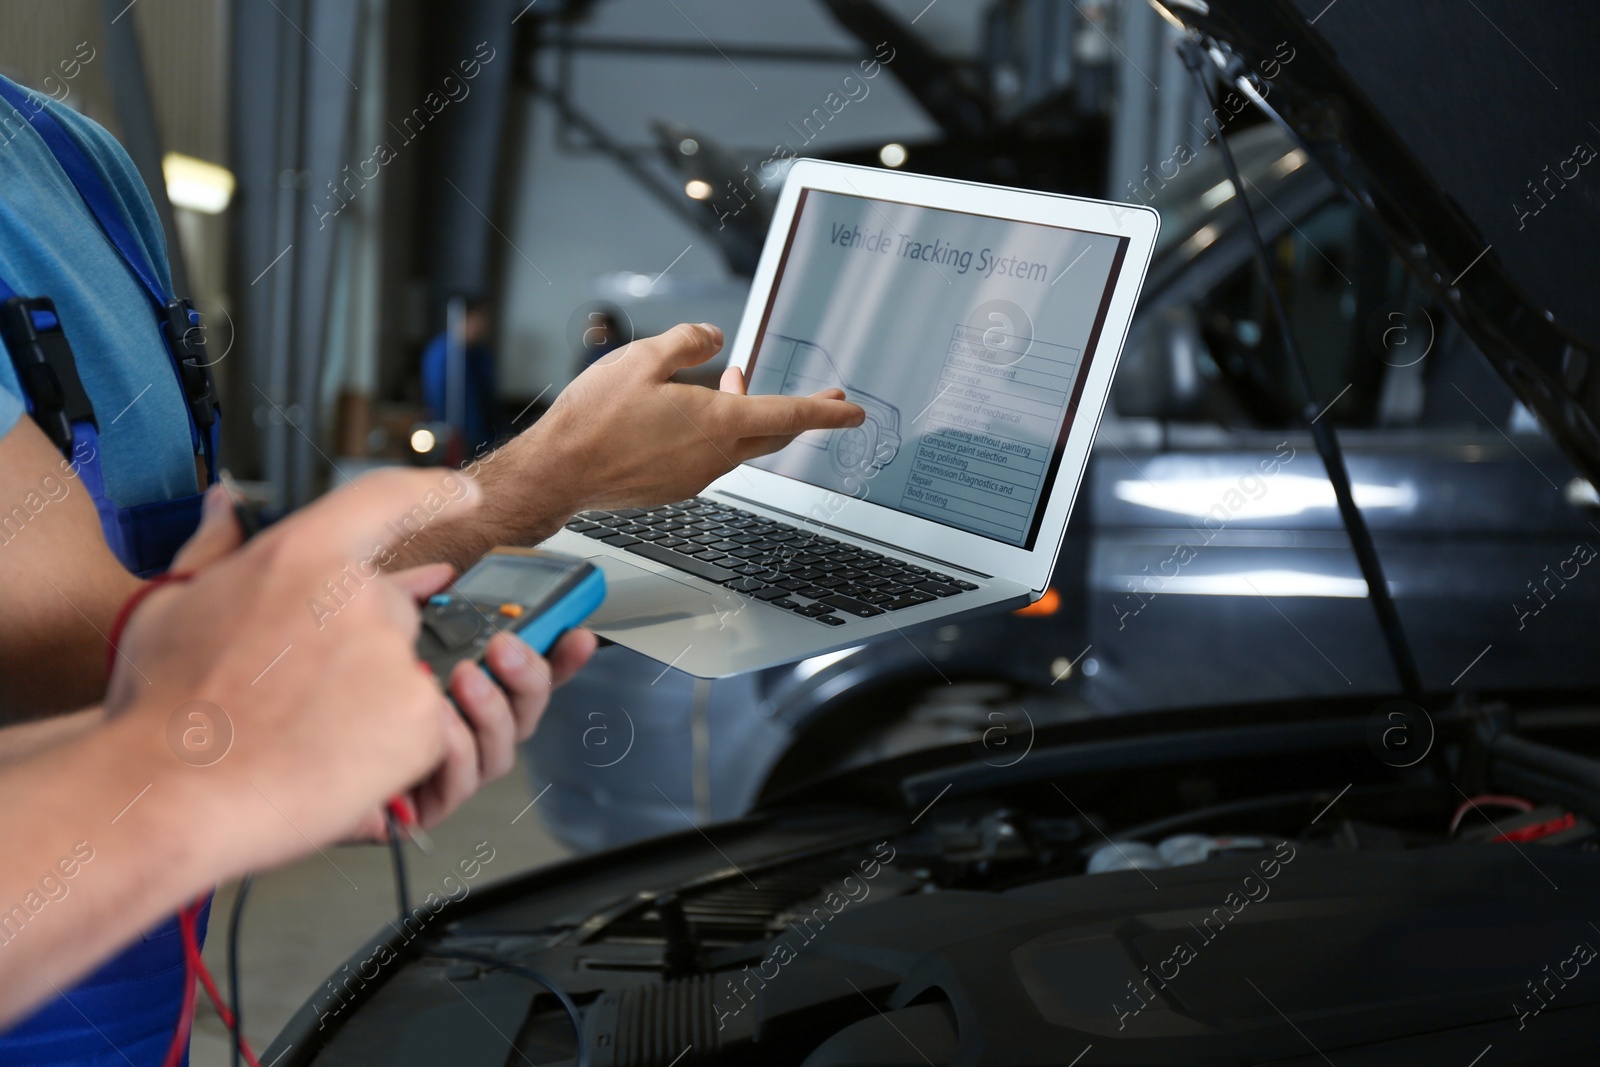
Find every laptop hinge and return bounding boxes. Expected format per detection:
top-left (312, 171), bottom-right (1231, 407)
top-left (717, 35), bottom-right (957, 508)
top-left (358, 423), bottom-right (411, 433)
top-left (713, 490), bottom-right (996, 580)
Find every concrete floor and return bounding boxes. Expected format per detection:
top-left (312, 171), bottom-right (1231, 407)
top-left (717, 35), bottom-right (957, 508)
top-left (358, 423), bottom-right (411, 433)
top-left (189, 756), bottom-right (569, 1065)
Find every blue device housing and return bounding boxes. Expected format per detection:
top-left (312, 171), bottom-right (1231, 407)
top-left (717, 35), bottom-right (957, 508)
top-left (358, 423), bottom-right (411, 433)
top-left (512, 566), bottom-right (607, 654)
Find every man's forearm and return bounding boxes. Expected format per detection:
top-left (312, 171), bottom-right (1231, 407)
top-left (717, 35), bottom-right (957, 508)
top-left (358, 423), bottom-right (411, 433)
top-left (387, 420), bottom-right (590, 572)
top-left (0, 573), bottom-right (142, 717)
top-left (0, 712), bottom-right (236, 1027)
top-left (388, 324), bottom-right (866, 573)
top-left (0, 708), bottom-right (105, 767)
top-left (0, 419), bottom-right (145, 716)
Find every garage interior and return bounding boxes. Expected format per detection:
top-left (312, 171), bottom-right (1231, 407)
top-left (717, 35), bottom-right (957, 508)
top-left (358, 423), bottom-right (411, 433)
top-left (2, 1), bottom-right (1598, 1065)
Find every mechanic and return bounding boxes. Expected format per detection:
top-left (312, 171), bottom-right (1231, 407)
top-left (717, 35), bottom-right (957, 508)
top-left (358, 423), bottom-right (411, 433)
top-left (420, 296), bottom-right (501, 454)
top-left (0, 469), bottom-right (576, 1032)
top-left (0, 72), bottom-right (862, 1064)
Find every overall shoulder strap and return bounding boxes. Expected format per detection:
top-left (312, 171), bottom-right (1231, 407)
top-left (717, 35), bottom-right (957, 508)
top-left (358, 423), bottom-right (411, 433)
top-left (0, 78), bottom-right (220, 482)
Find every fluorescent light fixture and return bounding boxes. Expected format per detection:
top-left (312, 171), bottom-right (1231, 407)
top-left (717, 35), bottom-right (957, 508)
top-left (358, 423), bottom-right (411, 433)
top-left (1270, 148), bottom-right (1308, 178)
top-left (1199, 179), bottom-right (1235, 210)
top-left (1115, 569), bottom-right (1385, 598)
top-left (162, 152), bottom-right (234, 214)
top-left (1148, 1), bottom-right (1186, 30)
top-left (1180, 222), bottom-right (1220, 255)
top-left (1565, 478), bottom-right (1600, 508)
top-left (1113, 474), bottom-right (1418, 519)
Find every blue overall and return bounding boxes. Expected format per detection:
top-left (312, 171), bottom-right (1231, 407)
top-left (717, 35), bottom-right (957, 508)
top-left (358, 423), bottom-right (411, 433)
top-left (0, 75), bottom-right (219, 1065)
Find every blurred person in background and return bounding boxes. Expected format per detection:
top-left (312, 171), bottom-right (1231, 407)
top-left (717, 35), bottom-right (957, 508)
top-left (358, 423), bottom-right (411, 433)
top-left (421, 296), bottom-right (503, 455)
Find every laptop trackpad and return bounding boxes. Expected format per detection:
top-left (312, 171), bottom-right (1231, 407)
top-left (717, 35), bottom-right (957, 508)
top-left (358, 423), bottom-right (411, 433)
top-left (585, 556), bottom-right (724, 631)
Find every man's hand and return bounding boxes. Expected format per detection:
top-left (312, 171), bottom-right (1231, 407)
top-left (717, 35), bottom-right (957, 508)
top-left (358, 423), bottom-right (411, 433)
top-left (0, 469), bottom-right (590, 1025)
top-left (539, 322), bottom-right (864, 511)
top-left (151, 480), bottom-right (595, 837)
top-left (392, 323), bottom-right (865, 569)
top-left (104, 470), bottom-right (480, 874)
top-left (397, 562), bottom-right (595, 830)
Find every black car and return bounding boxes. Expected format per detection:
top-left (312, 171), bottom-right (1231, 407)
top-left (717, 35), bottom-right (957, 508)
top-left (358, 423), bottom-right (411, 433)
top-left (273, 2), bottom-right (1600, 1063)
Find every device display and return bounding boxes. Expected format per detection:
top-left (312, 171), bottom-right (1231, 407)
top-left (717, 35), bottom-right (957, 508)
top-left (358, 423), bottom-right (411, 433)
top-left (454, 555), bottom-right (572, 602)
top-left (417, 548), bottom-right (606, 678)
top-left (744, 189), bottom-right (1129, 548)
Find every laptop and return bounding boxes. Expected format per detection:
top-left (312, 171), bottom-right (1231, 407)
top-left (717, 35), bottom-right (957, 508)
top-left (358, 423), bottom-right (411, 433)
top-left (540, 159), bottom-right (1158, 678)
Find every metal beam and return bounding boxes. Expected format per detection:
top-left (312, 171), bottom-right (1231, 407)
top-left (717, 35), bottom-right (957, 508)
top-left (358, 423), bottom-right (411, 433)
top-left (99, 0), bottom-right (191, 297)
top-left (815, 0), bottom-right (992, 138)
top-left (547, 37), bottom-right (869, 63)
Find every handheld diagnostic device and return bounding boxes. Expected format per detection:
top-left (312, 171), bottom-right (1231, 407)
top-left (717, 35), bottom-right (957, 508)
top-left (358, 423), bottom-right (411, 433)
top-left (417, 548), bottom-right (606, 677)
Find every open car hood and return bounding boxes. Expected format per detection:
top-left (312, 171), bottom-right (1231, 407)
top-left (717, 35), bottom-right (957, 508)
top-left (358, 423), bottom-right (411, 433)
top-left (1155, 0), bottom-right (1600, 481)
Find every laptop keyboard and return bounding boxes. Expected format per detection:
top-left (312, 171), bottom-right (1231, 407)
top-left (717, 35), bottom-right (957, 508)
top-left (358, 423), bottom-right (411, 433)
top-left (565, 498), bottom-right (977, 625)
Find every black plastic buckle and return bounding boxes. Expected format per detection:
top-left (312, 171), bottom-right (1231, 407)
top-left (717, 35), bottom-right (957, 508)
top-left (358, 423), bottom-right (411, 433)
top-left (162, 298), bottom-right (217, 430)
top-left (0, 295), bottom-right (96, 454)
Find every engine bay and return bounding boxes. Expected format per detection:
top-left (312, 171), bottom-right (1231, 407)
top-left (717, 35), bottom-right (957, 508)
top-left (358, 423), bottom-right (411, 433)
top-left (286, 699), bottom-right (1600, 1066)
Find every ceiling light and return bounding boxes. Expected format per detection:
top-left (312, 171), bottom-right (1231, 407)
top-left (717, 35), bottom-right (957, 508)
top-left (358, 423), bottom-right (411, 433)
top-left (1148, 1), bottom-right (1187, 30)
top-left (684, 179), bottom-right (714, 200)
top-left (879, 143), bottom-right (908, 168)
top-left (1200, 179), bottom-right (1235, 209)
top-left (1181, 222), bottom-right (1220, 255)
top-left (1270, 148), bottom-right (1309, 178)
top-left (1113, 475), bottom-right (1418, 519)
top-left (1115, 569), bottom-right (1383, 598)
top-left (162, 152), bottom-right (235, 214)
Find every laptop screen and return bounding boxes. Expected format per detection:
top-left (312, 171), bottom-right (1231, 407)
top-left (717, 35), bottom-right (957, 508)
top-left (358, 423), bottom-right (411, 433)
top-left (744, 188), bottom-right (1130, 549)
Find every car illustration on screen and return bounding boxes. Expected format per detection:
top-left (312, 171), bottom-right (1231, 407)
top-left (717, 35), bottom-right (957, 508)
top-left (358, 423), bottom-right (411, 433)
top-left (756, 333), bottom-right (902, 477)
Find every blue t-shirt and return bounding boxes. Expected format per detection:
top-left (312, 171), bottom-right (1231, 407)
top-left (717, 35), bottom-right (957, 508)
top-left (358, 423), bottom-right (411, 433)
top-left (0, 77), bottom-right (204, 1065)
top-left (0, 75), bottom-right (197, 505)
